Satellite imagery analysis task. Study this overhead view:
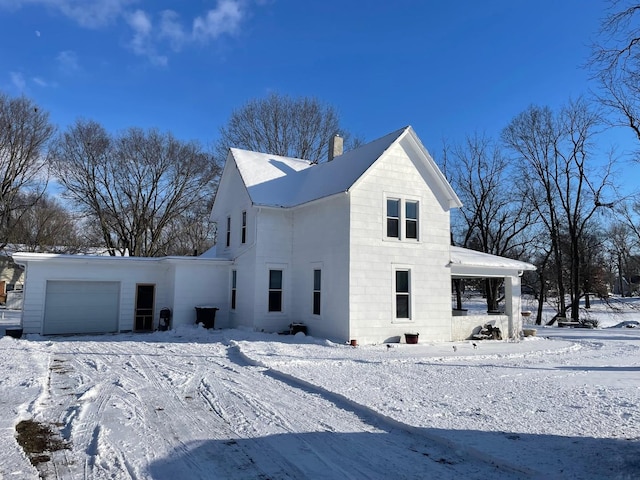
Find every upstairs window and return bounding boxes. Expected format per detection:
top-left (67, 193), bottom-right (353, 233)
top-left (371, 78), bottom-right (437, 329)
top-left (225, 216), bottom-right (231, 247)
top-left (386, 199), bottom-right (400, 238)
top-left (268, 269), bottom-right (283, 312)
top-left (241, 211), bottom-right (247, 244)
top-left (385, 197), bottom-right (419, 241)
top-left (313, 269), bottom-right (321, 315)
top-left (405, 201), bottom-right (418, 240)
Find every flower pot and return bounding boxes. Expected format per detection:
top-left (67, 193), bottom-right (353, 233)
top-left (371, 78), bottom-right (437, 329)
top-left (404, 333), bottom-right (419, 344)
top-left (350, 339), bottom-right (357, 347)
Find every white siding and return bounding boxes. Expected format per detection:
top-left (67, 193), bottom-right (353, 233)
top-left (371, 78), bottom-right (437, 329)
top-left (349, 141), bottom-right (453, 343)
top-left (291, 195), bottom-right (351, 342)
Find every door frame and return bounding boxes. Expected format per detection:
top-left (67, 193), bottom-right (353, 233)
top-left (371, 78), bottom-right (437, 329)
top-left (134, 283), bottom-right (155, 332)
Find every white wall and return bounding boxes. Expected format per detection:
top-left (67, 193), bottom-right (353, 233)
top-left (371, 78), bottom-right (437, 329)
top-left (291, 195), bottom-right (351, 342)
top-left (348, 140), bottom-right (453, 344)
top-left (170, 260), bottom-right (231, 329)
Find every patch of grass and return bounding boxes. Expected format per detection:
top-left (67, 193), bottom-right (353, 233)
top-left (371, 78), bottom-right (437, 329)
top-left (15, 419), bottom-right (70, 466)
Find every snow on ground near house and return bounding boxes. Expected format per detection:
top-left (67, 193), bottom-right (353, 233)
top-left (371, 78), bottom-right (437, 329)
top-left (0, 299), bottom-right (639, 479)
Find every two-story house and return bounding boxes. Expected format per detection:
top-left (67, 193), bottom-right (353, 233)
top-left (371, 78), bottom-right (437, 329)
top-left (13, 126), bottom-right (534, 343)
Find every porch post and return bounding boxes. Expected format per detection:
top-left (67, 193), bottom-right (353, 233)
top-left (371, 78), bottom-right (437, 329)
top-left (504, 274), bottom-right (522, 340)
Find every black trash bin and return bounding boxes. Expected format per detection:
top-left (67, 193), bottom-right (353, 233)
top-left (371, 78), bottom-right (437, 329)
top-left (195, 306), bottom-right (219, 329)
top-left (158, 308), bottom-right (172, 331)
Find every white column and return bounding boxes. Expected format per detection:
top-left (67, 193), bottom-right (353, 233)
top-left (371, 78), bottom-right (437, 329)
top-left (504, 274), bottom-right (522, 340)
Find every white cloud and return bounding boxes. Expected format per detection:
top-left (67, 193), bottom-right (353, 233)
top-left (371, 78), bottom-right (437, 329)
top-left (159, 10), bottom-right (187, 51)
top-left (2, 0), bottom-right (252, 66)
top-left (193, 0), bottom-right (244, 42)
top-left (0, 0), bottom-right (138, 28)
top-left (10, 72), bottom-right (26, 91)
top-left (56, 50), bottom-right (81, 74)
top-left (125, 9), bottom-right (167, 67)
top-left (32, 76), bottom-right (49, 87)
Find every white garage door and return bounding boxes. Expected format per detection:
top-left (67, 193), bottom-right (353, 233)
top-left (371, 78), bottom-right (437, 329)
top-left (43, 281), bottom-right (120, 335)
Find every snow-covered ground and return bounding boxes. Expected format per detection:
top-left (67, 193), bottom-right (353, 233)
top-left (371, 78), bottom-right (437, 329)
top-left (1, 298), bottom-right (639, 479)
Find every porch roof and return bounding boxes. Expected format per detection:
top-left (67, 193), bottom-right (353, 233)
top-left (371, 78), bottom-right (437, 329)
top-left (450, 246), bottom-right (536, 278)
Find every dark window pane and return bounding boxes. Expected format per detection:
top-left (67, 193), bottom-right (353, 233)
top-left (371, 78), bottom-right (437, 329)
top-left (314, 270), bottom-right (321, 291)
top-left (406, 219), bottom-right (417, 239)
top-left (268, 291), bottom-right (282, 312)
top-left (387, 199), bottom-right (399, 217)
top-left (396, 295), bottom-right (409, 318)
top-left (231, 290), bottom-right (236, 310)
top-left (269, 270), bottom-right (282, 289)
top-left (232, 270), bottom-right (237, 288)
top-left (406, 201), bottom-right (417, 219)
top-left (396, 270), bottom-right (409, 293)
top-left (387, 218), bottom-right (399, 238)
top-left (313, 291), bottom-right (321, 315)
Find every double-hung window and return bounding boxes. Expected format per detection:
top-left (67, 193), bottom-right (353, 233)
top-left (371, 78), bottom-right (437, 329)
top-left (405, 201), bottom-right (418, 239)
top-left (395, 269), bottom-right (411, 319)
top-left (241, 211), bottom-right (247, 244)
top-left (225, 216), bottom-right (231, 247)
top-left (386, 197), bottom-right (419, 241)
top-left (231, 270), bottom-right (237, 310)
top-left (268, 269), bottom-right (283, 312)
top-left (386, 199), bottom-right (400, 238)
top-left (313, 269), bottom-right (321, 315)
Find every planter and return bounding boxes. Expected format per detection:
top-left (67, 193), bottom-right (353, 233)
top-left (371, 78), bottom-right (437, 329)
top-left (404, 333), bottom-right (419, 344)
top-left (521, 311), bottom-right (532, 318)
top-left (350, 339), bottom-right (358, 347)
top-left (452, 309), bottom-right (468, 317)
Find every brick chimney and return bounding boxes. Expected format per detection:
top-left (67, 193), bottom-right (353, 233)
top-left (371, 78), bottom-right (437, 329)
top-left (328, 134), bottom-right (343, 161)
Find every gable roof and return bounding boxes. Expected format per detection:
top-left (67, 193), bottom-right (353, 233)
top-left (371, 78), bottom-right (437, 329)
top-left (230, 126), bottom-right (461, 209)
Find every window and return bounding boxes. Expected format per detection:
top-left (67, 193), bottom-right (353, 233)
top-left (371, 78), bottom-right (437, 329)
top-left (395, 269), bottom-right (410, 319)
top-left (225, 216), bottom-right (231, 247)
top-left (313, 269), bottom-right (321, 315)
top-left (241, 211), bottom-right (247, 244)
top-left (268, 269), bottom-right (283, 312)
top-left (385, 197), bottom-right (419, 240)
top-left (406, 201), bottom-right (418, 239)
top-left (386, 199), bottom-right (400, 238)
top-left (231, 270), bottom-right (237, 310)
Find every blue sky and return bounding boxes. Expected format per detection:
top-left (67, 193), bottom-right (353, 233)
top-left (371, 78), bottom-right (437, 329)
top-left (1, 0), bottom-right (637, 192)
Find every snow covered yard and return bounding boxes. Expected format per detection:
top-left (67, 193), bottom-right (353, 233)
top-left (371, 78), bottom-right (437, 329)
top-left (1, 300), bottom-right (639, 479)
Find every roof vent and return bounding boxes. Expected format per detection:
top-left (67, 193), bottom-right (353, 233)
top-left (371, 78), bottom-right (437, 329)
top-left (328, 134), bottom-right (343, 162)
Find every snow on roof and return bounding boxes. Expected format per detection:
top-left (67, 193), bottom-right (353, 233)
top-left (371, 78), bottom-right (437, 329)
top-left (232, 127), bottom-right (408, 207)
top-left (450, 246), bottom-right (536, 273)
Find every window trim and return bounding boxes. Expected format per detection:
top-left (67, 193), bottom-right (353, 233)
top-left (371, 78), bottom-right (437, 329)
top-left (312, 268), bottom-right (321, 316)
top-left (241, 211), bottom-right (247, 244)
top-left (384, 194), bottom-right (421, 242)
top-left (392, 266), bottom-right (413, 322)
top-left (268, 268), bottom-right (284, 313)
top-left (231, 270), bottom-right (237, 310)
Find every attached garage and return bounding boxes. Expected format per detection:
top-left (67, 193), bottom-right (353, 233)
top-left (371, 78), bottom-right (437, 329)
top-left (43, 281), bottom-right (120, 335)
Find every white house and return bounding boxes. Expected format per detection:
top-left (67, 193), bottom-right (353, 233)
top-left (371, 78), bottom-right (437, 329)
top-left (13, 126), bottom-right (535, 343)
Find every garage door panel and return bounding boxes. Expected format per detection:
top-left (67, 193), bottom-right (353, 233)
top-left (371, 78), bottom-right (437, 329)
top-left (44, 281), bottom-right (120, 335)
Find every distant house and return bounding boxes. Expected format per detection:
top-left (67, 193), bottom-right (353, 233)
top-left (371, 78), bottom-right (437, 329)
top-left (14, 126), bottom-right (534, 342)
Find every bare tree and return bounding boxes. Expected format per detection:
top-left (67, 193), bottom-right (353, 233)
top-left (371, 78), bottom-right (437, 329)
top-left (591, 1), bottom-right (640, 142)
top-left (502, 99), bottom-right (616, 322)
top-left (8, 193), bottom-right (82, 253)
top-left (443, 134), bottom-right (536, 312)
top-left (0, 92), bottom-right (55, 248)
top-left (50, 120), bottom-right (219, 257)
top-left (215, 93), bottom-right (361, 163)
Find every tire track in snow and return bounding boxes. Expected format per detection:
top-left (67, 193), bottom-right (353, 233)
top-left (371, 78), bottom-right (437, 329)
top-left (34, 337), bottom-right (534, 479)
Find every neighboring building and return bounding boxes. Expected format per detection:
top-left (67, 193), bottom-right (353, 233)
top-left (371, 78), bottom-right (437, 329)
top-left (14, 126), bottom-right (535, 343)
